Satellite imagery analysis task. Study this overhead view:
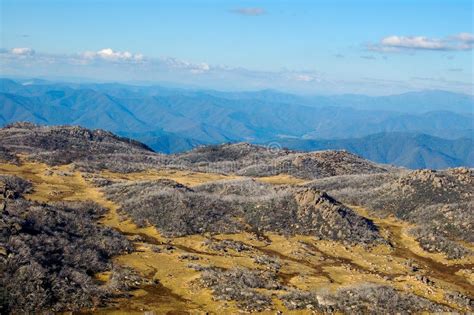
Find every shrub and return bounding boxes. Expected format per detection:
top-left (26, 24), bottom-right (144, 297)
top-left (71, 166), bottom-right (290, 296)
top-left (200, 267), bottom-right (280, 312)
top-left (0, 196), bottom-right (131, 313)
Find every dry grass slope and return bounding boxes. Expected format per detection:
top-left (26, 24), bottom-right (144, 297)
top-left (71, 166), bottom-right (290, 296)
top-left (1, 159), bottom-right (472, 313)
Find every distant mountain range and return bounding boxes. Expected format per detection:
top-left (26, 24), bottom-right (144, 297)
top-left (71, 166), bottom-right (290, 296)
top-left (273, 132), bottom-right (473, 169)
top-left (0, 78), bottom-right (472, 169)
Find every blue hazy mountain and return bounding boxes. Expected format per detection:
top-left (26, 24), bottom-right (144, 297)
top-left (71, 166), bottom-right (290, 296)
top-left (4, 78), bottom-right (473, 113)
top-left (1, 78), bottom-right (473, 168)
top-left (273, 132), bottom-right (474, 169)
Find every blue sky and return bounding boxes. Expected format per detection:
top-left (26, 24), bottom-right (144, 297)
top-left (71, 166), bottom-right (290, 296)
top-left (0, 0), bottom-right (473, 95)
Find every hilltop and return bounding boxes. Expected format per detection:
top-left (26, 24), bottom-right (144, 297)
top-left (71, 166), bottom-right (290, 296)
top-left (171, 142), bottom-right (391, 178)
top-left (0, 122), bottom-right (162, 171)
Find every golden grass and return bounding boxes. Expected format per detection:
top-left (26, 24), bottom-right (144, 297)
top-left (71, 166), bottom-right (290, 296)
top-left (256, 174), bottom-right (309, 185)
top-left (351, 206), bottom-right (474, 266)
top-left (456, 269), bottom-right (474, 285)
top-left (0, 162), bottom-right (82, 202)
top-left (101, 169), bottom-right (240, 187)
top-left (313, 241), bottom-right (409, 275)
top-left (1, 161), bottom-right (473, 313)
top-left (95, 271), bottom-right (112, 283)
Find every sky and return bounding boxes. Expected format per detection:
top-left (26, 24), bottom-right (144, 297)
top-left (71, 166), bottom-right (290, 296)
top-left (0, 0), bottom-right (473, 95)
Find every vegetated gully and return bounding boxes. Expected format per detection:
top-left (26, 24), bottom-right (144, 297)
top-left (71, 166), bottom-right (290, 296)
top-left (351, 206), bottom-right (474, 294)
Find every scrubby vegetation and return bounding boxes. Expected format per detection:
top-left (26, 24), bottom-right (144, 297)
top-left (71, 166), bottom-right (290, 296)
top-left (200, 267), bottom-right (280, 312)
top-left (304, 172), bottom-right (402, 204)
top-left (197, 265), bottom-right (454, 313)
top-left (172, 143), bottom-right (391, 179)
top-left (204, 238), bottom-right (253, 253)
top-left (1, 123), bottom-right (391, 177)
top-left (0, 146), bottom-right (19, 164)
top-left (1, 123), bottom-right (472, 313)
top-left (0, 176), bottom-right (131, 313)
top-left (0, 122), bottom-right (166, 172)
top-left (0, 175), bottom-right (32, 199)
top-left (103, 178), bottom-right (384, 244)
top-left (281, 285), bottom-right (452, 313)
top-left (309, 168), bottom-right (473, 258)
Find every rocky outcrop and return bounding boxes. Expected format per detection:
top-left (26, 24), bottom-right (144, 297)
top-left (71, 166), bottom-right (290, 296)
top-left (290, 188), bottom-right (381, 244)
top-left (1, 122), bottom-right (153, 154)
top-left (309, 168), bottom-right (474, 258)
top-left (172, 142), bottom-right (392, 179)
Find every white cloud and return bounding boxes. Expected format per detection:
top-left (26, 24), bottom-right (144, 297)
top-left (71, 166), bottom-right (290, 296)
top-left (369, 33), bottom-right (474, 52)
top-left (10, 47), bottom-right (35, 56)
top-left (192, 63), bottom-right (210, 74)
top-left (381, 36), bottom-right (444, 50)
top-left (163, 57), bottom-right (211, 74)
top-left (453, 32), bottom-right (474, 43)
top-left (288, 72), bottom-right (326, 84)
top-left (231, 7), bottom-right (266, 16)
top-left (294, 74), bottom-right (316, 82)
top-left (1, 46), bottom-right (472, 95)
top-left (0, 46), bottom-right (213, 75)
top-left (81, 48), bottom-right (144, 62)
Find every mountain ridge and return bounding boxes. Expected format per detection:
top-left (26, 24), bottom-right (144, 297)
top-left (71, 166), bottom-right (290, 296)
top-left (1, 78), bottom-right (473, 169)
top-left (275, 132), bottom-right (474, 169)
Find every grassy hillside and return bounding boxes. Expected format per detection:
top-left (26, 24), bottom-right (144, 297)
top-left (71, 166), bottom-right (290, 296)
top-left (0, 124), bottom-right (472, 313)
